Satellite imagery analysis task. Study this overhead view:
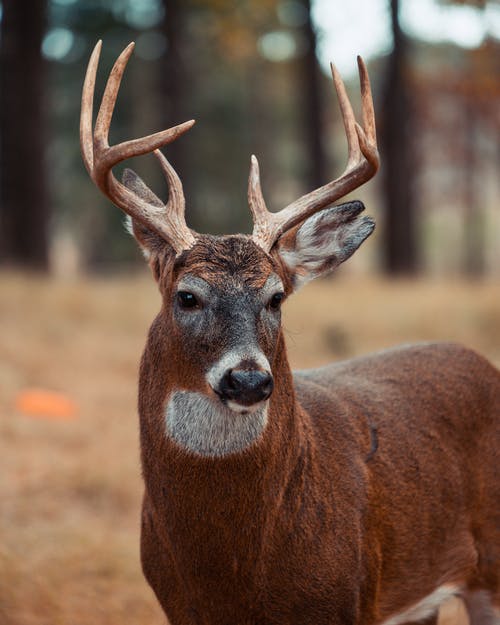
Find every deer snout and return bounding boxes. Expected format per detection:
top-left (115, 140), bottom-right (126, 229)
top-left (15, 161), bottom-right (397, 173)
top-left (218, 368), bottom-right (274, 407)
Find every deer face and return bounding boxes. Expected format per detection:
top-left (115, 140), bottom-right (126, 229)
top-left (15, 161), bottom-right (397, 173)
top-left (164, 236), bottom-right (283, 410)
top-left (136, 233), bottom-right (287, 456)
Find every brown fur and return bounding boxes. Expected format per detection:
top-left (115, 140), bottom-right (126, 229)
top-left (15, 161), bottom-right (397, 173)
top-left (132, 236), bottom-right (500, 625)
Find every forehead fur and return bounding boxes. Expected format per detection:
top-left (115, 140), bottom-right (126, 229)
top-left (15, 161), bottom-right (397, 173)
top-left (173, 235), bottom-right (276, 289)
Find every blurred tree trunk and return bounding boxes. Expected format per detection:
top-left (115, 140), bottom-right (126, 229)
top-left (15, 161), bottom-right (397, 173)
top-left (0, 0), bottom-right (49, 270)
top-left (380, 0), bottom-right (418, 274)
top-left (299, 0), bottom-right (326, 190)
top-left (462, 100), bottom-right (485, 276)
top-left (158, 0), bottom-right (196, 223)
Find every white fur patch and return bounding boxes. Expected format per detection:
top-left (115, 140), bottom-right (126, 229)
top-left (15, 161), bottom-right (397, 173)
top-left (165, 390), bottom-right (268, 457)
top-left (380, 584), bottom-right (462, 625)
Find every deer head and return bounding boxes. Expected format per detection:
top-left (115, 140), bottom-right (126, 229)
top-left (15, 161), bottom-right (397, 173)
top-left (80, 41), bottom-right (378, 456)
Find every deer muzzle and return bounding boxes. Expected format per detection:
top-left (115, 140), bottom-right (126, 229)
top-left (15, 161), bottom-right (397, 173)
top-left (218, 368), bottom-right (274, 407)
top-left (207, 351), bottom-right (274, 411)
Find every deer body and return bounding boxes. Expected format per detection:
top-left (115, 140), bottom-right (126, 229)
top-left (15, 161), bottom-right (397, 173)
top-left (80, 43), bottom-right (500, 624)
top-left (137, 239), bottom-right (500, 625)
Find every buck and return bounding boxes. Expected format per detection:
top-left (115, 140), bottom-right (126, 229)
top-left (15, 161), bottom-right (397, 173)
top-left (81, 41), bottom-right (500, 625)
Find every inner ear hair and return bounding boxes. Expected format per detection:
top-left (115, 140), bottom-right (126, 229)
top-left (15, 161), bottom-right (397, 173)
top-left (274, 200), bottom-right (375, 289)
top-left (276, 201), bottom-right (366, 252)
top-left (122, 168), bottom-right (163, 207)
top-left (122, 169), bottom-right (174, 261)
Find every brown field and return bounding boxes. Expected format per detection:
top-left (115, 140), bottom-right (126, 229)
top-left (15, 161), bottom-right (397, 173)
top-left (1, 271), bottom-right (499, 625)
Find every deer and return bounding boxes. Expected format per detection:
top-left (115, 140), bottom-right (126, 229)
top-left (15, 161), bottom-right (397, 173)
top-left (80, 40), bottom-right (500, 625)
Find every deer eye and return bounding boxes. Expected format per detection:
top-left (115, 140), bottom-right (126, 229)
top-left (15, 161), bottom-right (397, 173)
top-left (177, 291), bottom-right (199, 309)
top-left (268, 292), bottom-right (285, 311)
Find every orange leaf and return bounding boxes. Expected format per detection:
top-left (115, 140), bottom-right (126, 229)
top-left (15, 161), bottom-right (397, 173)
top-left (15, 389), bottom-right (77, 421)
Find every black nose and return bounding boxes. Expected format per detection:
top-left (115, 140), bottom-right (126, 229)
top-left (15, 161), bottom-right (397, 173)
top-left (218, 369), bottom-right (274, 406)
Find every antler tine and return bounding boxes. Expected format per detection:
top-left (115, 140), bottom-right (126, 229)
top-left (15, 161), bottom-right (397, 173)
top-left (355, 56), bottom-right (379, 171)
top-left (248, 155), bottom-right (270, 240)
top-left (93, 42), bottom-right (134, 150)
top-left (357, 56), bottom-right (376, 145)
top-left (80, 40), bottom-right (102, 174)
top-left (154, 149), bottom-right (185, 214)
top-left (330, 61), bottom-right (360, 169)
top-left (80, 41), bottom-right (197, 253)
top-left (251, 56), bottom-right (379, 253)
top-left (152, 150), bottom-right (196, 248)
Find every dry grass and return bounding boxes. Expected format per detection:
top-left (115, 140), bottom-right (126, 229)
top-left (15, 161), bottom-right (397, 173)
top-left (1, 270), bottom-right (499, 625)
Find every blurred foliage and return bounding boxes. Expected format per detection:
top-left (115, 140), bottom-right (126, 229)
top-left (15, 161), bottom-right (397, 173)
top-left (0, 0), bottom-right (498, 274)
top-left (439, 0), bottom-right (488, 6)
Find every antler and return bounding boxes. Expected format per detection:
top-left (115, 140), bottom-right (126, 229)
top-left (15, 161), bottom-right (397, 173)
top-left (80, 40), bottom-right (197, 253)
top-left (249, 56), bottom-right (379, 252)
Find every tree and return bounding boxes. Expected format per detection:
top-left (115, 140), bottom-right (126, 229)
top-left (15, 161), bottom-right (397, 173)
top-left (0, 0), bottom-right (49, 270)
top-left (298, 0), bottom-right (326, 191)
top-left (380, 0), bottom-right (418, 274)
top-left (158, 0), bottom-right (192, 210)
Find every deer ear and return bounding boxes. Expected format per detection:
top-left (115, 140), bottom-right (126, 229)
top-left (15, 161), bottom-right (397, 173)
top-left (122, 168), bottom-right (173, 260)
top-left (275, 201), bottom-right (375, 290)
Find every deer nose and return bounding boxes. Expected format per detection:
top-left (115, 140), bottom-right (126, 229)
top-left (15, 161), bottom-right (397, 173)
top-left (219, 369), bottom-right (274, 406)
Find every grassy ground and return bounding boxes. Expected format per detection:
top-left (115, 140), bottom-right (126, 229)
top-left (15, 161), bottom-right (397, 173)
top-left (1, 271), bottom-right (499, 625)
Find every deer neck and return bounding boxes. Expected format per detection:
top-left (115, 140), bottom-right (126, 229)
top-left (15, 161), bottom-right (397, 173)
top-left (137, 316), bottom-right (317, 612)
top-left (138, 321), bottom-right (306, 526)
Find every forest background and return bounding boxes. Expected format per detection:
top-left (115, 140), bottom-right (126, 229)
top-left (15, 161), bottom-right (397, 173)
top-left (1, 0), bottom-right (499, 276)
